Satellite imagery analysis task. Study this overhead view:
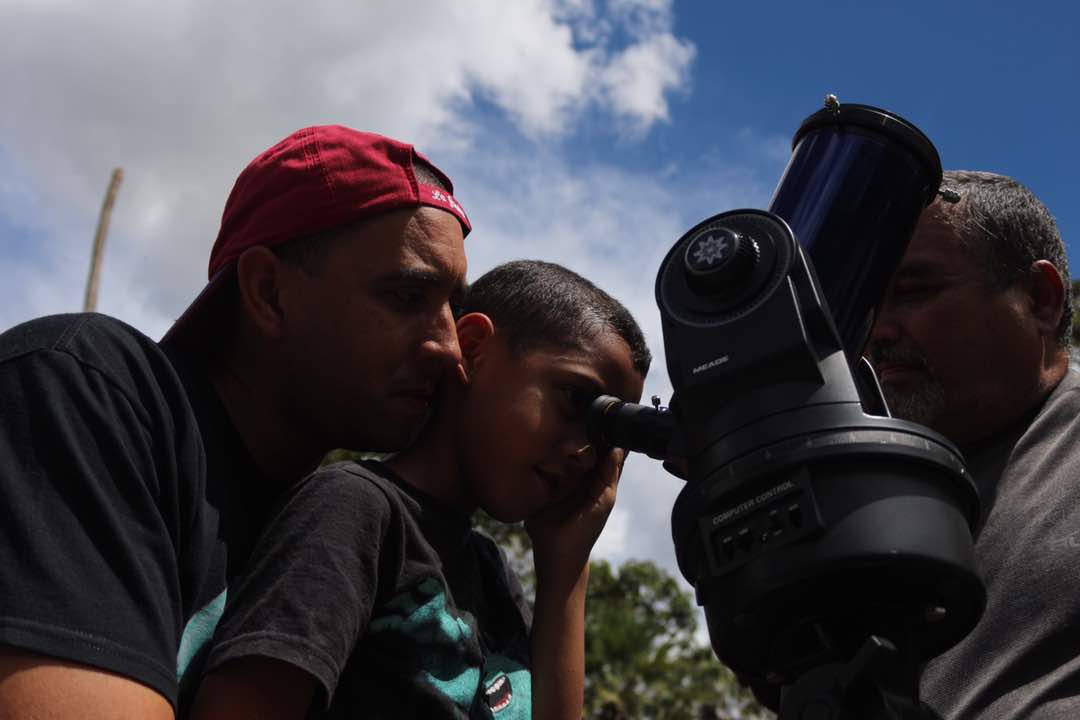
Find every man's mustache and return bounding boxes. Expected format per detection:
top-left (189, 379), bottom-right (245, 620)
top-left (865, 341), bottom-right (934, 375)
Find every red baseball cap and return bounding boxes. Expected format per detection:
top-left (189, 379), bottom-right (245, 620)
top-left (163, 126), bottom-right (470, 345)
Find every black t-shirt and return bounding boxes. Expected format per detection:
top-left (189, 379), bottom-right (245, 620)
top-left (206, 460), bottom-right (534, 719)
top-left (0, 313), bottom-right (268, 709)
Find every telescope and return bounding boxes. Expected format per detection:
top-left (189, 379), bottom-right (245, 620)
top-left (588, 97), bottom-right (984, 719)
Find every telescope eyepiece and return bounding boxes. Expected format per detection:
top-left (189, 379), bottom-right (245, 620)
top-left (587, 395), bottom-right (676, 462)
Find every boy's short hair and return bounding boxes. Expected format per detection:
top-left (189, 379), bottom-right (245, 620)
top-left (459, 260), bottom-right (651, 377)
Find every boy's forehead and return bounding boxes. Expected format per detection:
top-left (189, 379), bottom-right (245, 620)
top-left (535, 332), bottom-right (643, 400)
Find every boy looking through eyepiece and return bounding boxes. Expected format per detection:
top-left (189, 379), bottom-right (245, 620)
top-left (190, 260), bottom-right (651, 719)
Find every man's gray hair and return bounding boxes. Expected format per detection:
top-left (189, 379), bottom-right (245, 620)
top-left (938, 170), bottom-right (1071, 345)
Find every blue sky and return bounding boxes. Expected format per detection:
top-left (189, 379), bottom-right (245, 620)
top-left (1, 0), bottom-right (1076, 576)
top-left (663, 3), bottom-right (1078, 250)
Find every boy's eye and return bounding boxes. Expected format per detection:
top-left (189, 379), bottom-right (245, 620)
top-left (560, 386), bottom-right (595, 416)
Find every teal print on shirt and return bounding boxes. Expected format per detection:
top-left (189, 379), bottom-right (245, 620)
top-left (369, 577), bottom-right (481, 710)
top-left (176, 589), bottom-right (227, 681)
top-left (483, 655), bottom-right (531, 718)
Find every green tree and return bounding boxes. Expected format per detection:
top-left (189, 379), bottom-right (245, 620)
top-left (584, 559), bottom-right (769, 720)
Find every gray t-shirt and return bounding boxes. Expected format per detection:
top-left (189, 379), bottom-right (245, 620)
top-left (204, 460), bottom-right (533, 719)
top-left (922, 370), bottom-right (1080, 719)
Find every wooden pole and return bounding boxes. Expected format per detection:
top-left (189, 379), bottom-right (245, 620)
top-left (83, 167), bottom-right (124, 313)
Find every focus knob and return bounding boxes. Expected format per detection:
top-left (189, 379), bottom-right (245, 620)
top-left (683, 226), bottom-right (759, 296)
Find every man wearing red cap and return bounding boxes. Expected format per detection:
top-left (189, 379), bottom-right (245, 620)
top-left (0, 126), bottom-right (471, 718)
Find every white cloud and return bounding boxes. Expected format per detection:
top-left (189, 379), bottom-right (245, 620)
top-left (0, 0), bottom-right (784, 598)
top-left (0, 0), bottom-right (698, 330)
top-left (454, 1), bottom-right (593, 137)
top-left (600, 32), bottom-right (695, 135)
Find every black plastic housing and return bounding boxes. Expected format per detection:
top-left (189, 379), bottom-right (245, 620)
top-left (586, 100), bottom-right (984, 712)
top-left (657, 210), bottom-right (983, 689)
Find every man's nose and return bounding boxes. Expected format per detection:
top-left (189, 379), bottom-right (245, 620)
top-left (421, 303), bottom-right (462, 368)
top-left (866, 303), bottom-right (901, 350)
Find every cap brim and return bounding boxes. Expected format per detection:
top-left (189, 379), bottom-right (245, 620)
top-left (160, 264), bottom-right (237, 348)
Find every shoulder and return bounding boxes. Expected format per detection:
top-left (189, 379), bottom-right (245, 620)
top-left (1026, 370), bottom-right (1080, 446)
top-left (1047, 368), bottom-right (1080, 411)
top-left (274, 462), bottom-right (404, 529)
top-left (1, 313), bottom-right (161, 366)
top-left (0, 313), bottom-right (181, 409)
top-left (300, 461), bottom-right (398, 501)
top-left (992, 369), bottom-right (1080, 508)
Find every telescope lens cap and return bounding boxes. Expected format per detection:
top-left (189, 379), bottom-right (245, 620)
top-left (684, 226), bottom-right (759, 294)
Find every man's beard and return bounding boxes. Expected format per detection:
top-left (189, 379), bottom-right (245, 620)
top-left (866, 340), bottom-right (946, 428)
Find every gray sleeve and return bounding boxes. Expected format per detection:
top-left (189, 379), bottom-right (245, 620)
top-left (204, 464), bottom-right (398, 707)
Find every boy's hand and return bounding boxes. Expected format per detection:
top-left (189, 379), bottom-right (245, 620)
top-left (528, 451), bottom-right (625, 720)
top-left (525, 447), bottom-right (625, 591)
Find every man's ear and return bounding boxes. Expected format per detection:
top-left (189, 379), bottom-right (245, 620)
top-left (456, 313), bottom-right (495, 372)
top-left (1027, 260), bottom-right (1066, 337)
top-left (235, 246), bottom-right (288, 338)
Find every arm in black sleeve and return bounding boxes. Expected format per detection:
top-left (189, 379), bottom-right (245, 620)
top-left (0, 340), bottom-right (190, 707)
top-left (202, 464), bottom-right (399, 708)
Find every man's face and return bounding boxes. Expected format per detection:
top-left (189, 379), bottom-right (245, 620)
top-left (456, 330), bottom-right (644, 523)
top-left (282, 206), bottom-right (467, 452)
top-left (864, 204), bottom-right (1043, 448)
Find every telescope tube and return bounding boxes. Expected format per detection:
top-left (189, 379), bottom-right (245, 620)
top-left (769, 103), bottom-right (943, 354)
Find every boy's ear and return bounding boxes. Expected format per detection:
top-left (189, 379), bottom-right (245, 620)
top-left (456, 312), bottom-right (495, 369)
